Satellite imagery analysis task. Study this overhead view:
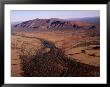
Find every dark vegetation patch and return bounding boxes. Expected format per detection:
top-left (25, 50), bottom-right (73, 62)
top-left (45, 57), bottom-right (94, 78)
top-left (19, 44), bottom-right (100, 77)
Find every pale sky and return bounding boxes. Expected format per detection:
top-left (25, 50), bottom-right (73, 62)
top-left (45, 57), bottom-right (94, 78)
top-left (11, 10), bottom-right (100, 22)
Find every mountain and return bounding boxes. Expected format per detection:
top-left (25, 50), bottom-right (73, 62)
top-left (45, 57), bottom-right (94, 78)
top-left (66, 17), bottom-right (100, 24)
top-left (12, 17), bottom-right (99, 31)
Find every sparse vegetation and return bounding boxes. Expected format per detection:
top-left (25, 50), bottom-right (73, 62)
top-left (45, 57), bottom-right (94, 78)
top-left (11, 30), bottom-right (100, 77)
top-left (18, 41), bottom-right (99, 77)
top-left (11, 19), bottom-right (100, 77)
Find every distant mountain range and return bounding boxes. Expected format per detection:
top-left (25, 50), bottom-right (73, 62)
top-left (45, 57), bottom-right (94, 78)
top-left (65, 17), bottom-right (100, 24)
top-left (11, 17), bottom-right (100, 31)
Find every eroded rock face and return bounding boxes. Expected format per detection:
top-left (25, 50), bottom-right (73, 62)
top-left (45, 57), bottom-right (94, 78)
top-left (13, 18), bottom-right (98, 31)
top-left (48, 21), bottom-right (79, 29)
top-left (14, 19), bottom-right (48, 28)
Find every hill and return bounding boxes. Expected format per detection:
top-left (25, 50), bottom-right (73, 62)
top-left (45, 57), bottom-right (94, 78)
top-left (11, 17), bottom-right (99, 32)
top-left (66, 17), bottom-right (100, 25)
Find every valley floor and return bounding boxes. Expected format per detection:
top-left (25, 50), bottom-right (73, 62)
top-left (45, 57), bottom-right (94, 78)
top-left (11, 30), bottom-right (100, 77)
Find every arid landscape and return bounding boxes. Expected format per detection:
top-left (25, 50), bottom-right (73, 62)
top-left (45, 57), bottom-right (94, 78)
top-left (11, 12), bottom-right (100, 77)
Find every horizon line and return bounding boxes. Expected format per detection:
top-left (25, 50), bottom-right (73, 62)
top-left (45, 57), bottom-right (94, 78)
top-left (11, 16), bottom-right (100, 23)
